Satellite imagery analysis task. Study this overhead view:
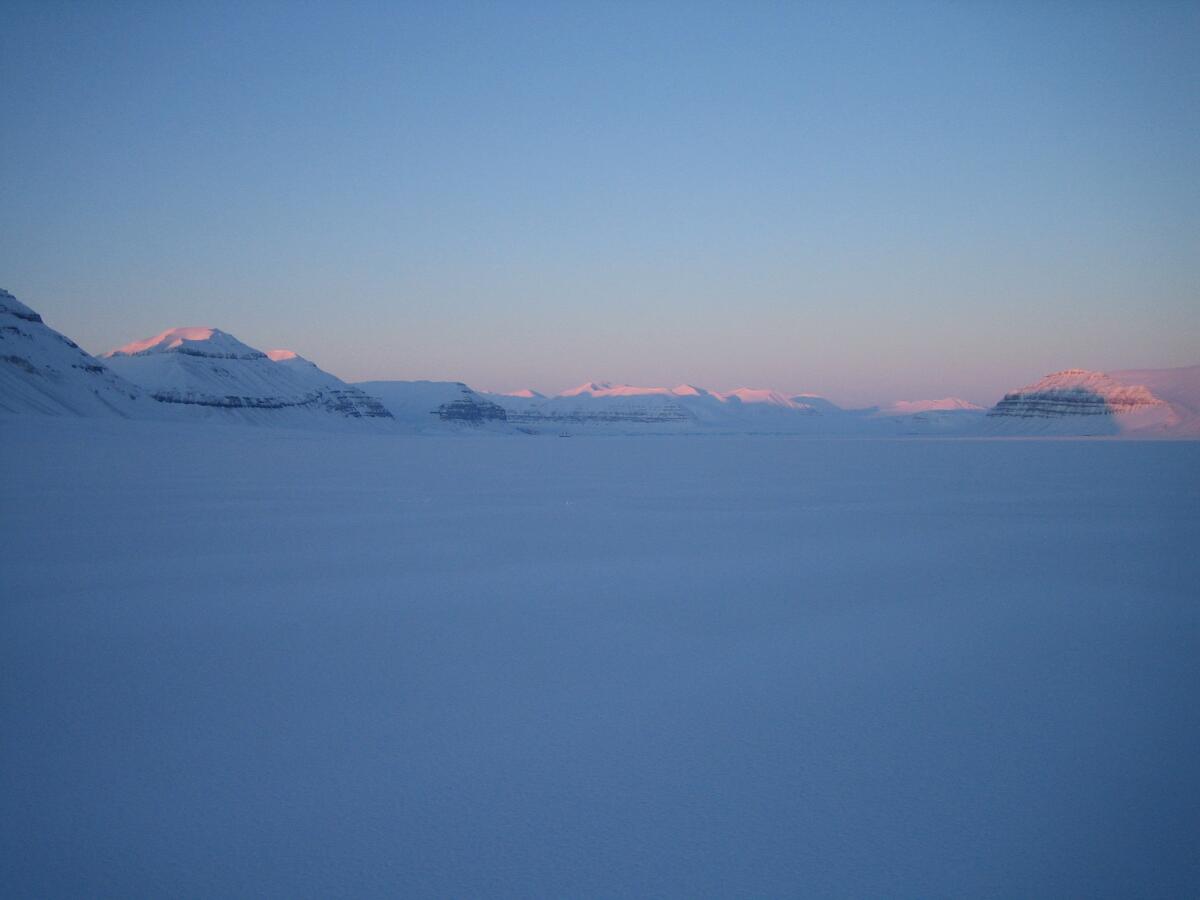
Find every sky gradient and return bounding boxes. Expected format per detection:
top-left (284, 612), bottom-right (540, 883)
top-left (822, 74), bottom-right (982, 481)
top-left (2, 0), bottom-right (1197, 406)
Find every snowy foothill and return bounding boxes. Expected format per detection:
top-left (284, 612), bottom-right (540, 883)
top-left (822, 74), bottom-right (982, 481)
top-left (2, 417), bottom-right (1198, 896)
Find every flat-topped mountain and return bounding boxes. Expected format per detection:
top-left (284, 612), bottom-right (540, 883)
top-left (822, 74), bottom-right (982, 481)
top-left (985, 367), bottom-right (1197, 436)
top-left (106, 327), bottom-right (266, 360)
top-left (102, 326), bottom-right (393, 426)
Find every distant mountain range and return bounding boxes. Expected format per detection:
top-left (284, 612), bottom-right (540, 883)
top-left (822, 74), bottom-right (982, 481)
top-left (3, 289), bottom-right (1197, 437)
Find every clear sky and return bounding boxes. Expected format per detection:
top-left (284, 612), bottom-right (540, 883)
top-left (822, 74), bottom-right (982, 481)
top-left (2, 1), bottom-right (1197, 406)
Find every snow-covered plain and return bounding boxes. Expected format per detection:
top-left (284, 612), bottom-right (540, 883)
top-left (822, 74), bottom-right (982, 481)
top-left (2, 418), bottom-right (1199, 897)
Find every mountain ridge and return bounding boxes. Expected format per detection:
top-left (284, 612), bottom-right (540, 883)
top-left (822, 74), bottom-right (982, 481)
top-left (3, 290), bottom-right (1198, 437)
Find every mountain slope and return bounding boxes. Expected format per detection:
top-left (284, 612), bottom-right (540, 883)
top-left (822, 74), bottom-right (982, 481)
top-left (481, 382), bottom-right (864, 434)
top-left (1110, 365), bottom-right (1200, 435)
top-left (263, 350), bottom-right (394, 420)
top-left (984, 368), bottom-right (1192, 436)
top-left (103, 328), bottom-right (393, 428)
top-left (0, 289), bottom-right (149, 418)
top-left (879, 398), bottom-right (983, 414)
top-left (356, 380), bottom-right (512, 432)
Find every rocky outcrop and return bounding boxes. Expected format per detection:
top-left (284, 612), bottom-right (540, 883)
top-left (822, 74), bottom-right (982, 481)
top-left (435, 396), bottom-right (508, 423)
top-left (987, 370), bottom-right (1166, 419)
top-left (354, 380), bottom-right (514, 431)
top-left (147, 389), bottom-right (322, 409)
top-left (320, 387), bottom-right (393, 419)
top-left (982, 368), bottom-right (1187, 436)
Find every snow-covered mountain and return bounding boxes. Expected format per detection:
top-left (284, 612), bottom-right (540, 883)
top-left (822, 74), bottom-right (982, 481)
top-left (717, 388), bottom-right (815, 410)
top-left (984, 367), bottom-right (1198, 436)
top-left (1110, 365), bottom-right (1200, 435)
top-left (865, 397), bottom-right (988, 434)
top-left (261, 349), bottom-right (394, 420)
top-left (356, 380), bottom-right (512, 432)
top-left (103, 327), bottom-right (394, 427)
top-left (0, 289), bottom-right (151, 417)
top-left (879, 397), bottom-right (984, 415)
top-left (499, 383), bottom-right (693, 430)
top-left (500, 388), bottom-right (545, 399)
top-left (6, 288), bottom-right (1197, 439)
top-left (477, 381), bottom-right (862, 434)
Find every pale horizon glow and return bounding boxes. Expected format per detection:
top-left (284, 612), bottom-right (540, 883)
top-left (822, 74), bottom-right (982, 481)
top-left (2, 1), bottom-right (1197, 407)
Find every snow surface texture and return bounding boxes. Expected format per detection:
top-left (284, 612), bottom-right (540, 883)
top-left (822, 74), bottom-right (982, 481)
top-left (2, 418), bottom-right (1198, 897)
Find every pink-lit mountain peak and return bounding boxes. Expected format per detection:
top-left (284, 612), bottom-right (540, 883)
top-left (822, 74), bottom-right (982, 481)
top-left (502, 388), bottom-right (545, 399)
top-left (1012, 369), bottom-right (1165, 408)
top-left (104, 327), bottom-right (265, 360)
top-left (882, 397), bottom-right (984, 414)
top-left (266, 350), bottom-right (329, 374)
top-left (718, 388), bottom-right (805, 409)
top-left (559, 382), bottom-right (676, 398)
top-left (670, 384), bottom-right (710, 397)
top-left (554, 381), bottom-right (838, 409)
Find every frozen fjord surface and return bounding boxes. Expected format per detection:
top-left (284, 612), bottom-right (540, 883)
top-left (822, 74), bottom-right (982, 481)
top-left (2, 421), bottom-right (1199, 897)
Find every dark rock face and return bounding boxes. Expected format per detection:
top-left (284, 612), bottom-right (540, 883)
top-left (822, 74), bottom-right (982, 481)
top-left (987, 372), bottom-right (1164, 420)
top-left (988, 388), bottom-right (1118, 419)
top-left (148, 387), bottom-right (394, 419)
top-left (320, 388), bottom-right (393, 419)
top-left (149, 390), bottom-right (323, 409)
top-left (436, 397), bottom-right (508, 423)
top-left (0, 292), bottom-right (43, 323)
top-left (172, 346), bottom-right (267, 361)
top-left (2, 354), bottom-right (39, 375)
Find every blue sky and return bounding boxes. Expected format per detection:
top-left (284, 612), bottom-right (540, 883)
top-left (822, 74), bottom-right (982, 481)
top-left (2, 0), bottom-right (1197, 405)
